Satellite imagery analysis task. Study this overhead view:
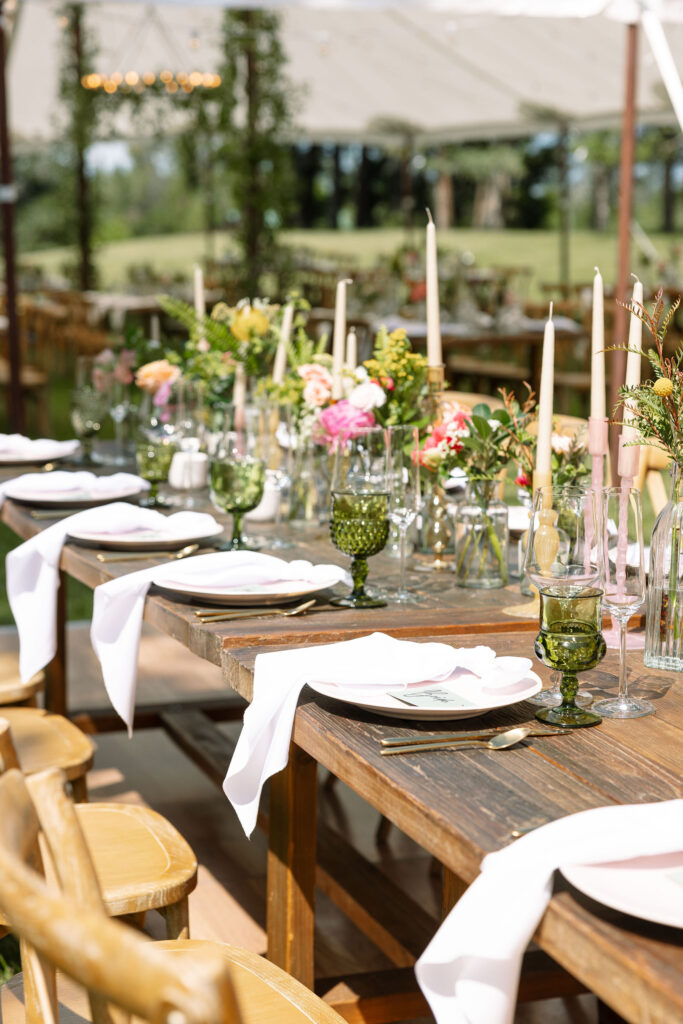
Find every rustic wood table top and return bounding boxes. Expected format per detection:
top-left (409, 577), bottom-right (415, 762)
top-left (0, 496), bottom-right (538, 676)
top-left (224, 632), bottom-right (683, 1024)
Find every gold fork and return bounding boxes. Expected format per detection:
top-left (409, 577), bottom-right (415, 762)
top-left (195, 598), bottom-right (317, 624)
top-left (97, 543), bottom-right (199, 563)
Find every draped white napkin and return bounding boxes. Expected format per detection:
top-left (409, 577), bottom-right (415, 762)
top-left (223, 633), bottom-right (532, 838)
top-left (415, 799), bottom-right (683, 1024)
top-left (6, 503), bottom-right (220, 685)
top-left (0, 470), bottom-right (148, 507)
top-left (0, 434), bottom-right (80, 460)
top-left (91, 551), bottom-right (348, 735)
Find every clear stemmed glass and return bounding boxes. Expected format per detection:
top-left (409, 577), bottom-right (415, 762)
top-left (329, 427), bottom-right (390, 608)
top-left (70, 356), bottom-right (108, 465)
top-left (135, 391), bottom-right (178, 508)
top-left (594, 486), bottom-right (653, 719)
top-left (523, 485), bottom-right (602, 708)
top-left (209, 405), bottom-right (266, 550)
top-left (262, 403), bottom-right (294, 550)
top-left (168, 380), bottom-right (208, 509)
top-left (386, 425), bottom-right (423, 604)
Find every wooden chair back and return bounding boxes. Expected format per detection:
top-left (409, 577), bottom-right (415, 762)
top-left (635, 446), bottom-right (670, 517)
top-left (442, 389), bottom-right (505, 412)
top-left (0, 766), bottom-right (242, 1024)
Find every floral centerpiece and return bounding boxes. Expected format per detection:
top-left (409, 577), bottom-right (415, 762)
top-left (613, 289), bottom-right (683, 670)
top-left (418, 388), bottom-right (534, 588)
top-left (513, 425), bottom-right (590, 496)
top-left (159, 294), bottom-right (281, 408)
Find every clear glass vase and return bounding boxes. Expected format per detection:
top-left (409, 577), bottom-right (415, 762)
top-left (644, 462), bottom-right (683, 671)
top-left (288, 438), bottom-right (319, 527)
top-left (454, 480), bottom-right (509, 589)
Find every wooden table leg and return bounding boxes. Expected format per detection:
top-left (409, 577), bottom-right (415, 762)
top-left (442, 866), bottom-right (467, 917)
top-left (44, 569), bottom-right (67, 716)
top-left (267, 742), bottom-right (317, 989)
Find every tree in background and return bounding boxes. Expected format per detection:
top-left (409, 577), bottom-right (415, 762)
top-left (58, 3), bottom-right (100, 289)
top-left (218, 9), bottom-right (294, 295)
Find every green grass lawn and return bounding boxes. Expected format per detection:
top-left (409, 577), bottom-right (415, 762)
top-left (23, 227), bottom-right (679, 297)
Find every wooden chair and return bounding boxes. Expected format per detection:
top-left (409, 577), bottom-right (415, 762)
top-left (0, 654), bottom-right (44, 706)
top-left (0, 707), bottom-right (94, 802)
top-left (0, 718), bottom-right (197, 940)
top-left (0, 766), bottom-right (346, 1024)
top-left (442, 389), bottom-right (505, 412)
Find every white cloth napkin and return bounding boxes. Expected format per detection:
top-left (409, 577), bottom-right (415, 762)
top-left (6, 503), bottom-right (220, 685)
top-left (223, 633), bottom-right (531, 837)
top-left (0, 470), bottom-right (148, 508)
top-left (0, 434), bottom-right (80, 460)
top-left (91, 551), bottom-right (348, 735)
top-left (415, 799), bottom-right (683, 1024)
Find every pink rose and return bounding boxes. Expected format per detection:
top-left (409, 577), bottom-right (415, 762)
top-left (316, 400), bottom-right (375, 449)
top-left (113, 363), bottom-right (134, 385)
top-left (303, 379), bottom-right (331, 407)
top-left (196, 339), bottom-right (211, 354)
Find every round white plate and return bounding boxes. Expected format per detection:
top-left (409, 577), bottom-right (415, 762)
top-left (508, 506), bottom-right (531, 533)
top-left (68, 524), bottom-right (224, 551)
top-left (5, 482), bottom-right (145, 509)
top-left (154, 578), bottom-right (338, 607)
top-left (561, 851), bottom-right (683, 929)
top-left (0, 442), bottom-right (79, 467)
top-left (306, 670), bottom-right (542, 721)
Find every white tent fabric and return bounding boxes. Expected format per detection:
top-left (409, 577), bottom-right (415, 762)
top-left (9, 0), bottom-right (683, 146)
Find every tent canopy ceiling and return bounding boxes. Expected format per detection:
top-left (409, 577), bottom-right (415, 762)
top-left (9, 0), bottom-right (683, 146)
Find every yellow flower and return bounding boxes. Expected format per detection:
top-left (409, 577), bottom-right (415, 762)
top-left (653, 377), bottom-right (674, 397)
top-left (231, 306), bottom-right (270, 342)
top-left (210, 302), bottom-right (232, 323)
top-left (389, 328), bottom-right (407, 342)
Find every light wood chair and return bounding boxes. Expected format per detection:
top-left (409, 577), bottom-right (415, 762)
top-left (0, 654), bottom-right (44, 706)
top-left (0, 718), bottom-right (197, 940)
top-left (0, 707), bottom-right (94, 802)
top-left (0, 766), bottom-right (346, 1024)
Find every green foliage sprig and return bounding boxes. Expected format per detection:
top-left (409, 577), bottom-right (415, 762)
top-left (612, 287), bottom-right (683, 466)
top-left (362, 326), bottom-right (428, 427)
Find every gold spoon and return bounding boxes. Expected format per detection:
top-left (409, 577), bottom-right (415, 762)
top-left (97, 543), bottom-right (199, 563)
top-left (380, 725), bottom-right (531, 757)
top-left (195, 598), bottom-right (317, 624)
top-left (381, 725), bottom-right (566, 747)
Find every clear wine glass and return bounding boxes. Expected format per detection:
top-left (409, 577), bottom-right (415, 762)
top-left (135, 391), bottom-right (178, 508)
top-left (523, 485), bottom-right (601, 709)
top-left (261, 402), bottom-right (294, 550)
top-left (70, 356), bottom-right (108, 465)
top-left (168, 380), bottom-right (208, 508)
top-left (329, 427), bottom-right (389, 608)
top-left (594, 486), bottom-right (653, 719)
top-left (386, 425), bottom-right (423, 604)
top-left (209, 405), bottom-right (266, 550)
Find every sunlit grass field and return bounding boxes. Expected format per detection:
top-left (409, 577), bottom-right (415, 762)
top-left (24, 227), bottom-right (679, 297)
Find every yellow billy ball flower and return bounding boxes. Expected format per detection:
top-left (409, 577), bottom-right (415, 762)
top-left (653, 377), bottom-right (674, 398)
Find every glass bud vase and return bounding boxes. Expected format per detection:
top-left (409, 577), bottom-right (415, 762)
top-left (644, 462), bottom-right (683, 671)
top-left (288, 438), bottom-right (319, 527)
top-left (454, 480), bottom-right (509, 589)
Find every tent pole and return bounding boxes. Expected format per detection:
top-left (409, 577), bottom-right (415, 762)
top-left (0, 0), bottom-right (24, 432)
top-left (609, 21), bottom-right (638, 473)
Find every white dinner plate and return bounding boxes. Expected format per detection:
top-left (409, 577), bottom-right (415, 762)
top-left (305, 669), bottom-right (542, 721)
top-left (4, 481), bottom-right (147, 509)
top-left (154, 578), bottom-right (340, 607)
top-left (508, 505), bottom-right (531, 534)
top-left (68, 523), bottom-right (224, 551)
top-left (0, 441), bottom-right (80, 467)
top-left (560, 851), bottom-right (683, 929)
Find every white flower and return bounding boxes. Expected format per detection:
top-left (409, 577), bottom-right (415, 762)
top-left (551, 433), bottom-right (573, 455)
top-left (348, 382), bottom-right (387, 412)
top-left (354, 365), bottom-right (369, 384)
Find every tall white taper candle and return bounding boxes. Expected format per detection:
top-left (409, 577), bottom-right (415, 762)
top-left (590, 267), bottom-right (605, 420)
top-left (425, 209), bottom-right (442, 368)
top-left (332, 279), bottom-right (351, 399)
top-left (535, 302), bottom-right (555, 481)
top-left (272, 303), bottom-right (293, 385)
top-left (623, 276), bottom-right (643, 441)
top-left (345, 328), bottom-right (357, 370)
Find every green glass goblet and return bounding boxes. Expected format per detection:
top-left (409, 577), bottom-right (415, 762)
top-left (330, 491), bottom-right (390, 608)
top-left (136, 440), bottom-right (176, 507)
top-left (209, 457), bottom-right (266, 550)
top-left (533, 587), bottom-right (605, 729)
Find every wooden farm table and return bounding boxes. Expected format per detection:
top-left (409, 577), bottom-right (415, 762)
top-left (223, 634), bottom-right (683, 1024)
top-left (0, 496), bottom-right (538, 723)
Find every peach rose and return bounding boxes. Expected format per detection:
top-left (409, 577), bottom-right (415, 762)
top-left (298, 363), bottom-right (333, 388)
top-left (135, 359), bottom-right (181, 394)
top-left (303, 379), bottom-right (331, 407)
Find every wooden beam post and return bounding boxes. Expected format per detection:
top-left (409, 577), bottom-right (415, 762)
top-left (609, 22), bottom-right (638, 471)
top-left (0, 0), bottom-right (24, 432)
